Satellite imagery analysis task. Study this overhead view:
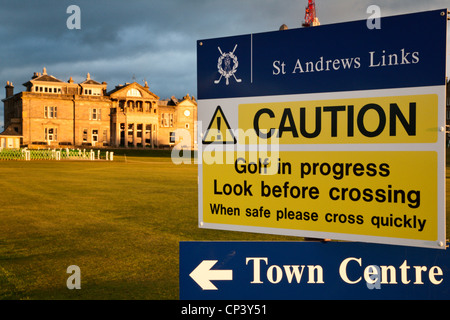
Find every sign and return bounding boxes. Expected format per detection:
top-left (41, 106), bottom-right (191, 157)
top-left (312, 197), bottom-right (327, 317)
top-left (180, 241), bottom-right (450, 300)
top-left (202, 105), bottom-right (236, 144)
top-left (189, 260), bottom-right (233, 290)
top-left (197, 9), bottom-right (448, 249)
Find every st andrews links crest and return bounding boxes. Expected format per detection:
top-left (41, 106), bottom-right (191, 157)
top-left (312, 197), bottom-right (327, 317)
top-left (214, 44), bottom-right (242, 85)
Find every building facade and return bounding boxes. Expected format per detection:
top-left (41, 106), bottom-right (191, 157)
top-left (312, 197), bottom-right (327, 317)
top-left (1, 68), bottom-right (197, 149)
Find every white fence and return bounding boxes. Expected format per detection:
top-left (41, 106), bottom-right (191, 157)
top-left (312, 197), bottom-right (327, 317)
top-left (0, 148), bottom-right (114, 161)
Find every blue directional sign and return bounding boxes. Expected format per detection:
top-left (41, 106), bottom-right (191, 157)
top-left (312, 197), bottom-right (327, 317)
top-left (180, 241), bottom-right (450, 300)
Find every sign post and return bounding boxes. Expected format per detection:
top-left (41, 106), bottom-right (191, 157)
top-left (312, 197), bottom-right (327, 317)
top-left (180, 241), bottom-right (450, 300)
top-left (197, 9), bottom-right (447, 249)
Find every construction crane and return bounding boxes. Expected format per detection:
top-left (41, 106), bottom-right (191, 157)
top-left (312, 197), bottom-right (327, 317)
top-left (302, 0), bottom-right (320, 27)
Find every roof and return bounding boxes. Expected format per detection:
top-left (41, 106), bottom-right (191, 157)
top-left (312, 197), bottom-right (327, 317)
top-left (107, 82), bottom-right (159, 100)
top-left (80, 73), bottom-right (104, 86)
top-left (159, 94), bottom-right (197, 107)
top-left (81, 79), bottom-right (101, 85)
top-left (32, 74), bottom-right (64, 83)
top-left (0, 125), bottom-right (22, 137)
top-left (23, 74), bottom-right (64, 87)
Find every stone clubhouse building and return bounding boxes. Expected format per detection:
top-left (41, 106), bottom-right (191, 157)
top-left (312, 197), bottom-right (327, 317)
top-left (0, 68), bottom-right (197, 149)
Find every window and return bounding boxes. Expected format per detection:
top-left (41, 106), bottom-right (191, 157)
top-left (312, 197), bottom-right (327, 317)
top-left (103, 130), bottom-right (108, 142)
top-left (83, 129), bottom-right (88, 142)
top-left (90, 108), bottom-right (101, 120)
top-left (161, 113), bottom-right (174, 127)
top-left (84, 88), bottom-right (101, 96)
top-left (45, 127), bottom-right (57, 141)
top-left (92, 130), bottom-right (98, 143)
top-left (170, 132), bottom-right (176, 143)
top-left (44, 106), bottom-right (57, 118)
top-left (127, 88), bottom-right (142, 97)
top-left (36, 86), bottom-right (60, 93)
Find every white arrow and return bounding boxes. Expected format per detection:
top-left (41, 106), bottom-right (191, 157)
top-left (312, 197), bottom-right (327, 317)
top-left (189, 260), bottom-right (233, 290)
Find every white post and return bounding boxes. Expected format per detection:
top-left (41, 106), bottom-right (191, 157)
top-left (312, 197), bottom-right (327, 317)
top-left (110, 152), bottom-right (114, 161)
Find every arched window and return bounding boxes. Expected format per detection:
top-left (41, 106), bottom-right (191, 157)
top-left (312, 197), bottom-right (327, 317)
top-left (127, 88), bottom-right (142, 97)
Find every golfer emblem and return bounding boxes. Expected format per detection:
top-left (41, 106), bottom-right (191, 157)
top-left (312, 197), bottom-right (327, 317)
top-left (215, 44), bottom-right (242, 85)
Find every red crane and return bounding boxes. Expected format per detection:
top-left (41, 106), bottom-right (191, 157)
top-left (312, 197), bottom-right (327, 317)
top-left (302, 0), bottom-right (320, 27)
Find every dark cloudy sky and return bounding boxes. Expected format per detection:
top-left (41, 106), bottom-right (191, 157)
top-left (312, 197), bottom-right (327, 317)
top-left (0, 0), bottom-right (449, 128)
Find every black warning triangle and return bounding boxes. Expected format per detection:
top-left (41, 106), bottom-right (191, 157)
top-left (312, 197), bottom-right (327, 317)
top-left (202, 105), bottom-right (236, 144)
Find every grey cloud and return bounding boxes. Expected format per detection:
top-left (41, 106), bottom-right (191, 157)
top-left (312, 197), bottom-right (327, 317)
top-left (0, 0), bottom-right (449, 129)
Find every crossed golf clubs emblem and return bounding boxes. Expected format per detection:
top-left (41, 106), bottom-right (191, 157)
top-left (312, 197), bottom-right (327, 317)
top-left (214, 44), bottom-right (242, 85)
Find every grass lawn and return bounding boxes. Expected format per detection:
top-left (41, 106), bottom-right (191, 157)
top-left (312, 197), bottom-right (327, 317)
top-left (0, 149), bottom-right (295, 300)
top-left (0, 149), bottom-right (448, 300)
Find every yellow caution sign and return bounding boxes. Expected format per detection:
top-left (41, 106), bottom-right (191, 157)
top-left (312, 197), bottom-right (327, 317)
top-left (239, 94), bottom-right (437, 144)
top-left (202, 150), bottom-right (438, 242)
top-left (203, 105), bottom-right (236, 144)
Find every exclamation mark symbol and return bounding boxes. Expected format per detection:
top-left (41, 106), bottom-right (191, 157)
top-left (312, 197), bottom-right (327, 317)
top-left (217, 117), bottom-right (222, 141)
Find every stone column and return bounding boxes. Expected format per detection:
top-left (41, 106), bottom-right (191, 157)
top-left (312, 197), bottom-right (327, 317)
top-left (150, 124), bottom-right (154, 149)
top-left (141, 123), bottom-right (145, 147)
top-left (154, 122), bottom-right (158, 148)
top-left (133, 123), bottom-right (137, 147)
top-left (115, 122), bottom-right (120, 147)
top-left (124, 116), bottom-right (128, 148)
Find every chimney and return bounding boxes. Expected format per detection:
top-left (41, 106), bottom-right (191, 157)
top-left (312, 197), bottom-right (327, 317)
top-left (5, 81), bottom-right (14, 98)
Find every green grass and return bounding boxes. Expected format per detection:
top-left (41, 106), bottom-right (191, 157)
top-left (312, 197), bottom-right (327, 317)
top-left (0, 149), bottom-right (448, 300)
top-left (0, 149), bottom-right (294, 300)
